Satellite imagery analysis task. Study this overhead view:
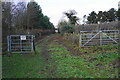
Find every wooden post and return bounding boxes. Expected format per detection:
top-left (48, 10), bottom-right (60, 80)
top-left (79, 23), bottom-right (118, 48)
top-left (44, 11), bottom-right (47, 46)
top-left (100, 31), bottom-right (102, 46)
top-left (33, 36), bottom-right (37, 54)
top-left (79, 32), bottom-right (81, 48)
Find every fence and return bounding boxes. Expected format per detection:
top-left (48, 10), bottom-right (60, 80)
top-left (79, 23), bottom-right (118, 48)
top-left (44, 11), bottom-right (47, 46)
top-left (7, 35), bottom-right (34, 53)
top-left (75, 21), bottom-right (118, 34)
top-left (80, 30), bottom-right (119, 47)
top-left (64, 33), bottom-right (79, 44)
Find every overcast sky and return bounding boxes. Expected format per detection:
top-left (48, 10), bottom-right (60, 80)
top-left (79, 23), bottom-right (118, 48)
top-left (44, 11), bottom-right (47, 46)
top-left (34, 0), bottom-right (119, 26)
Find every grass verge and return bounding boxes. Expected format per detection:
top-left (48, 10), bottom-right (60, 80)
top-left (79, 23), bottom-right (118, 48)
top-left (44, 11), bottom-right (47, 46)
top-left (48, 39), bottom-right (119, 78)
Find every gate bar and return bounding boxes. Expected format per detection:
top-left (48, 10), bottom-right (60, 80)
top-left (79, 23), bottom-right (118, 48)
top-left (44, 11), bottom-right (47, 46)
top-left (102, 33), bottom-right (118, 44)
top-left (82, 31), bottom-right (100, 47)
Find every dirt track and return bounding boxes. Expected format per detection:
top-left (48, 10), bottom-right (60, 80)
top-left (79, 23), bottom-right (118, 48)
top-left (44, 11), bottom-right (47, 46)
top-left (37, 34), bottom-right (83, 60)
top-left (37, 34), bottom-right (58, 77)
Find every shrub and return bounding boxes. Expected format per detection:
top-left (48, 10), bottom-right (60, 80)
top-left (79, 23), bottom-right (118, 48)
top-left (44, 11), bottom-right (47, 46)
top-left (61, 25), bottom-right (75, 35)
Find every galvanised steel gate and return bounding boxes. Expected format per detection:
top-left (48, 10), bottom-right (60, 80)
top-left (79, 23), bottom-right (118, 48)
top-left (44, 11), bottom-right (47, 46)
top-left (7, 35), bottom-right (34, 53)
top-left (80, 30), bottom-right (119, 47)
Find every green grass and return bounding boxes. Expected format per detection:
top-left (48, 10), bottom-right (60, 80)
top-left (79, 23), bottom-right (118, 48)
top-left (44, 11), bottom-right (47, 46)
top-left (2, 34), bottom-right (120, 78)
top-left (2, 34), bottom-right (58, 78)
top-left (48, 40), bottom-right (119, 78)
top-left (2, 45), bottom-right (49, 78)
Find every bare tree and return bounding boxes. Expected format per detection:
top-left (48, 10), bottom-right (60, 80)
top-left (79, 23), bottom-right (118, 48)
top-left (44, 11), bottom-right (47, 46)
top-left (12, 2), bottom-right (27, 30)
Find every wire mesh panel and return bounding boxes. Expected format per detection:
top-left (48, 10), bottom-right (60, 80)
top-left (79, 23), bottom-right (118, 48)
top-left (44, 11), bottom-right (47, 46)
top-left (80, 30), bottom-right (119, 47)
top-left (7, 35), bottom-right (34, 53)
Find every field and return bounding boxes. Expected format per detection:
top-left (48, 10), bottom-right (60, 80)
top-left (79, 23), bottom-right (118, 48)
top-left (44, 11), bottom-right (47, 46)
top-left (2, 34), bottom-right (120, 78)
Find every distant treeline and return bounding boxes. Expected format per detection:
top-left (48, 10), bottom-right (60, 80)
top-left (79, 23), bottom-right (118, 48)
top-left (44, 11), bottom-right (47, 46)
top-left (84, 8), bottom-right (120, 24)
top-left (58, 8), bottom-right (120, 35)
top-left (2, 1), bottom-right (54, 32)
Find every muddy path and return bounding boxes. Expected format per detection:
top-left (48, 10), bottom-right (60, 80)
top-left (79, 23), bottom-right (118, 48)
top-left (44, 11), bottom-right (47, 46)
top-left (37, 34), bottom-right (58, 77)
top-left (37, 35), bottom-right (54, 60)
top-left (52, 34), bottom-right (84, 56)
top-left (35, 34), bottom-right (85, 77)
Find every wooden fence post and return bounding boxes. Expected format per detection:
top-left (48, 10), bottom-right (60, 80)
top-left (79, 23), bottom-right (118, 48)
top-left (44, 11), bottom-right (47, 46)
top-left (100, 31), bottom-right (102, 46)
top-left (33, 36), bottom-right (37, 54)
top-left (79, 33), bottom-right (81, 48)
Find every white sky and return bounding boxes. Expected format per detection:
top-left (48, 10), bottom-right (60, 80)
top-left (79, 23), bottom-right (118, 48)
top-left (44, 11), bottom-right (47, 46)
top-left (34, 0), bottom-right (119, 26)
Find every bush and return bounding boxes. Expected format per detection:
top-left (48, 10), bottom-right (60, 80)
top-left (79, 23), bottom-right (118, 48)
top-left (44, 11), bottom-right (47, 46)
top-left (61, 25), bottom-right (75, 35)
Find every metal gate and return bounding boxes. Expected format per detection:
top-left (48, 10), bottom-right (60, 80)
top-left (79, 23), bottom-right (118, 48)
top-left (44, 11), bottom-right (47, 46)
top-left (7, 35), bottom-right (34, 53)
top-left (80, 30), bottom-right (119, 47)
